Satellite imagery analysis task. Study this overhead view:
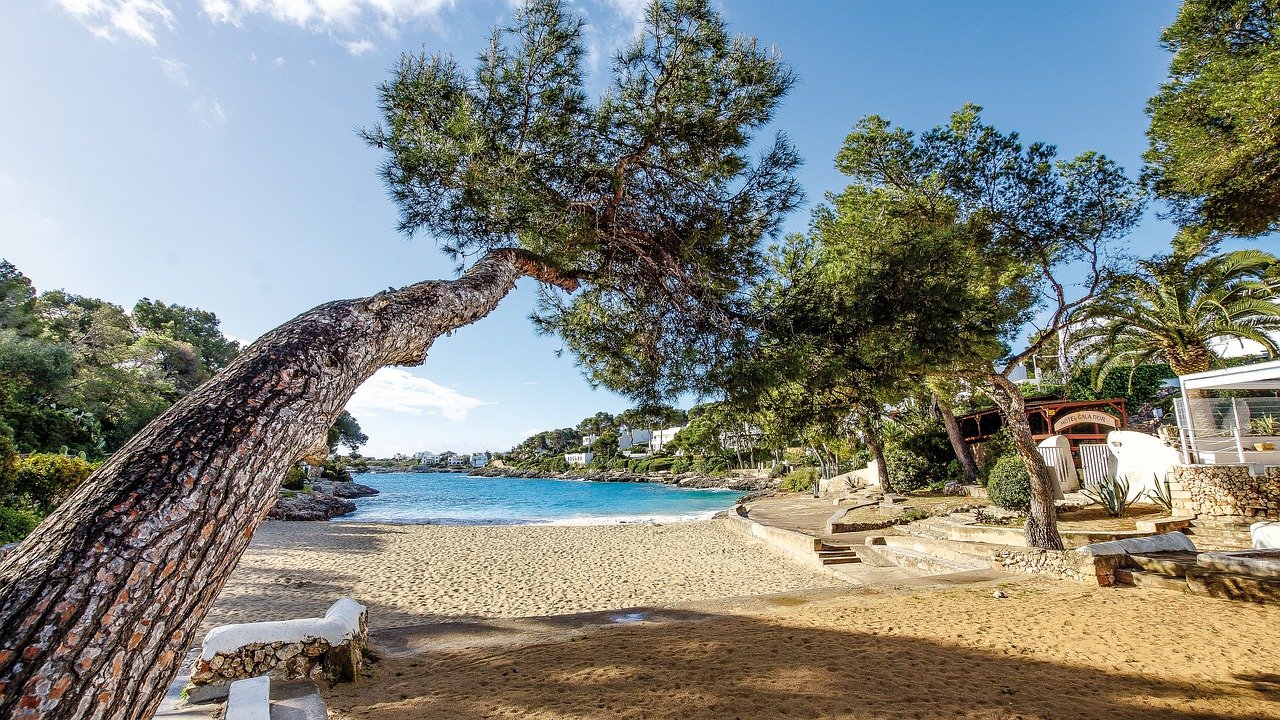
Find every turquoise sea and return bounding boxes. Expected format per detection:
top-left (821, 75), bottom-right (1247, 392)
top-left (336, 472), bottom-right (741, 525)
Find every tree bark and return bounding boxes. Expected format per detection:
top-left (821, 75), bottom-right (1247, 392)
top-left (934, 393), bottom-right (980, 484)
top-left (0, 249), bottom-right (576, 720)
top-left (985, 374), bottom-right (1064, 550)
top-left (854, 410), bottom-right (892, 493)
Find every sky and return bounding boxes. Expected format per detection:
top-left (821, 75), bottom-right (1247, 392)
top-left (1, 0), bottom-right (1194, 456)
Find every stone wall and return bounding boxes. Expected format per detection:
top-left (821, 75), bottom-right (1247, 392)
top-left (1169, 464), bottom-right (1280, 519)
top-left (190, 599), bottom-right (367, 687)
top-left (990, 547), bottom-right (1126, 585)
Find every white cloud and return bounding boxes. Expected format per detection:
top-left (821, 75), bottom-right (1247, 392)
top-left (158, 56), bottom-right (189, 85)
top-left (55, 0), bottom-right (176, 45)
top-left (348, 367), bottom-right (489, 421)
top-left (274, 56), bottom-right (286, 66)
top-left (193, 94), bottom-right (229, 127)
top-left (199, 0), bottom-right (453, 36)
top-left (341, 38), bottom-right (376, 56)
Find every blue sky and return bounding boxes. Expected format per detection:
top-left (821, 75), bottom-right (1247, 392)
top-left (1, 0), bottom-right (1187, 456)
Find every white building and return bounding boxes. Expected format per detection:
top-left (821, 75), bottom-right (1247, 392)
top-left (417, 452), bottom-right (439, 464)
top-left (447, 456), bottom-right (466, 467)
top-left (565, 451), bottom-right (594, 465)
top-left (470, 452), bottom-right (490, 468)
top-left (648, 426), bottom-right (685, 454)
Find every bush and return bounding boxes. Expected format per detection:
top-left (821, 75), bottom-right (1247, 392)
top-left (671, 456), bottom-right (690, 474)
top-left (780, 467), bottom-right (818, 493)
top-left (646, 457), bottom-right (674, 472)
top-left (987, 456), bottom-right (1032, 511)
top-left (282, 466), bottom-right (306, 491)
top-left (769, 463), bottom-right (788, 479)
top-left (695, 455), bottom-right (728, 475)
top-left (0, 505), bottom-right (42, 544)
top-left (979, 429), bottom-right (1018, 483)
top-left (884, 447), bottom-right (933, 492)
top-left (12, 454), bottom-right (95, 512)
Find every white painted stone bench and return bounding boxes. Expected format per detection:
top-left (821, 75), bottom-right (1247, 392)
top-left (190, 598), bottom-right (367, 687)
top-left (1253, 521), bottom-right (1280, 550)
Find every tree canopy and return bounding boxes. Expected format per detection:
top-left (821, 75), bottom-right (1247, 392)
top-left (364, 0), bottom-right (802, 403)
top-left (1146, 0), bottom-right (1280, 236)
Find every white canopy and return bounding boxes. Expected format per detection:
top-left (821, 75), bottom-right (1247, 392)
top-left (1180, 359), bottom-right (1280, 392)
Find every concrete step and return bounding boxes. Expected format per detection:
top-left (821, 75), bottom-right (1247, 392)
top-left (878, 535), bottom-right (993, 571)
top-left (1127, 552), bottom-right (1198, 578)
top-left (856, 542), bottom-right (983, 575)
top-left (1114, 568), bottom-right (1190, 593)
top-left (269, 681), bottom-right (329, 720)
top-left (1185, 567), bottom-right (1280, 604)
top-left (227, 677), bottom-right (270, 720)
top-left (816, 546), bottom-right (862, 565)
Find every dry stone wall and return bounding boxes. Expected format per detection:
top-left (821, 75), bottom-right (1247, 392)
top-left (1169, 465), bottom-right (1280, 519)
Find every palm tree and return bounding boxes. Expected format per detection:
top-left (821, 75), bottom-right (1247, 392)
top-left (1075, 241), bottom-right (1280, 396)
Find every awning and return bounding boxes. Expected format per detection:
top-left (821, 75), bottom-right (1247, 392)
top-left (1179, 359), bottom-right (1280, 391)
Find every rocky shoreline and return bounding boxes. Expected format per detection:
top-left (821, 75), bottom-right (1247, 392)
top-left (268, 479), bottom-right (380, 521)
top-left (468, 466), bottom-right (772, 491)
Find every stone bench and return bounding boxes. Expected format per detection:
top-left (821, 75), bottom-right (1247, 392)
top-left (190, 598), bottom-right (367, 688)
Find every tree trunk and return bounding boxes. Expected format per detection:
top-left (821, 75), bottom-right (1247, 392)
top-left (934, 393), bottom-right (980, 484)
top-left (0, 249), bottom-right (576, 720)
top-left (855, 410), bottom-right (892, 493)
top-left (986, 374), bottom-right (1063, 550)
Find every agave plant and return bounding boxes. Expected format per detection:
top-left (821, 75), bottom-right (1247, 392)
top-left (1083, 475), bottom-right (1133, 517)
top-left (1251, 415), bottom-right (1280, 437)
top-left (1145, 477), bottom-right (1174, 512)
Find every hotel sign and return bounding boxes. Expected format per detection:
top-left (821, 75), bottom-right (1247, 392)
top-left (1053, 410), bottom-right (1119, 432)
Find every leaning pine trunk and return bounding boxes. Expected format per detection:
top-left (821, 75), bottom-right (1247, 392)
top-left (986, 374), bottom-right (1064, 550)
top-left (0, 249), bottom-right (575, 720)
top-left (934, 394), bottom-right (980, 484)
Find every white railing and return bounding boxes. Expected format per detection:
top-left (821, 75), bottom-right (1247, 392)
top-left (1174, 395), bottom-right (1280, 467)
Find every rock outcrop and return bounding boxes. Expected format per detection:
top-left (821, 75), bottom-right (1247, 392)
top-left (469, 466), bottom-right (770, 491)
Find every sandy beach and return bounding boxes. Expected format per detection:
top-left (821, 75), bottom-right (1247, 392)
top-left (324, 579), bottom-right (1280, 720)
top-left (206, 519), bottom-right (839, 630)
top-left (206, 518), bottom-right (1280, 720)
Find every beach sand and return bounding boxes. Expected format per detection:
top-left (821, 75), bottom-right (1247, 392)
top-left (326, 579), bottom-right (1280, 720)
top-left (205, 519), bottom-right (839, 630)
top-left (209, 519), bottom-right (1280, 720)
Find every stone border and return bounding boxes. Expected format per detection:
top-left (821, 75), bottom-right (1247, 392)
top-left (722, 508), bottom-right (849, 579)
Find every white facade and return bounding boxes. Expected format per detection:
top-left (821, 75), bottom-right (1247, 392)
top-left (470, 452), bottom-right (490, 468)
top-left (648, 426), bottom-right (685, 454)
top-left (447, 456), bottom-right (466, 467)
top-left (565, 452), bottom-right (594, 465)
top-left (416, 452), bottom-right (439, 464)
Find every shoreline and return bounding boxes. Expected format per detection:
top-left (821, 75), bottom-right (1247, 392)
top-left (206, 517), bottom-right (838, 632)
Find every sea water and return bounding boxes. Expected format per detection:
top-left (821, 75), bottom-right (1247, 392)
top-left (334, 472), bottom-right (740, 525)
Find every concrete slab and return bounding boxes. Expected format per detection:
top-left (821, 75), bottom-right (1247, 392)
top-left (227, 676), bottom-right (270, 720)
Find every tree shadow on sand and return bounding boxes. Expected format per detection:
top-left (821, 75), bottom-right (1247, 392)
top-left (324, 608), bottom-right (1280, 720)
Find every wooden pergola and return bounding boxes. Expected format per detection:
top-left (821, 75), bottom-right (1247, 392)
top-left (957, 397), bottom-right (1128, 450)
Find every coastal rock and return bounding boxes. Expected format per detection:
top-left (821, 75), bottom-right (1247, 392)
top-left (268, 491), bottom-right (357, 521)
top-left (468, 466), bottom-right (770, 491)
top-left (326, 480), bottom-right (380, 499)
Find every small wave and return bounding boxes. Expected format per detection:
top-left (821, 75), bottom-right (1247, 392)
top-left (534, 510), bottom-right (720, 526)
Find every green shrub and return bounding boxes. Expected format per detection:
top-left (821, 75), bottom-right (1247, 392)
top-left (695, 455), bottom-right (728, 475)
top-left (12, 454), bottom-right (95, 512)
top-left (671, 456), bottom-right (690, 474)
top-left (646, 457), bottom-right (674, 472)
top-left (979, 429), bottom-right (1018, 483)
top-left (780, 467), bottom-right (818, 493)
top-left (0, 505), bottom-right (42, 544)
top-left (884, 447), bottom-right (933, 492)
top-left (769, 463), bottom-right (787, 479)
top-left (987, 456), bottom-right (1032, 511)
top-left (282, 466), bottom-right (306, 491)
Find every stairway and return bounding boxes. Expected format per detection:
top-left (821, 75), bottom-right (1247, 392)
top-left (1114, 550), bottom-right (1280, 604)
top-left (1183, 517), bottom-right (1255, 551)
top-left (856, 535), bottom-right (993, 575)
top-left (816, 543), bottom-right (862, 566)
